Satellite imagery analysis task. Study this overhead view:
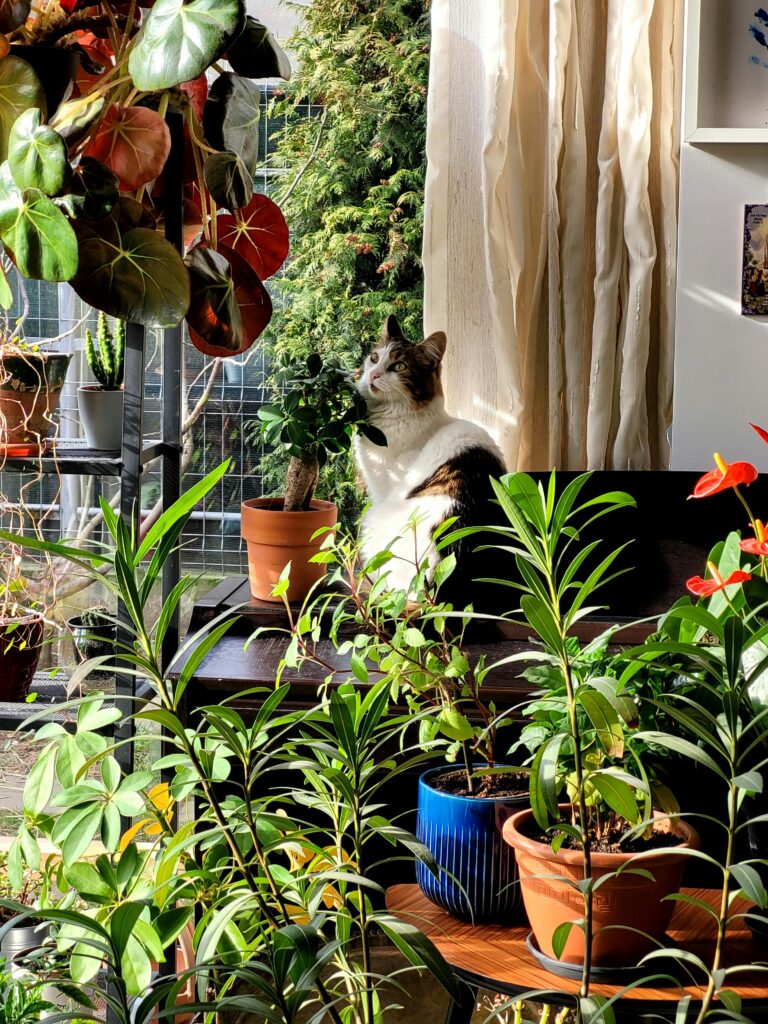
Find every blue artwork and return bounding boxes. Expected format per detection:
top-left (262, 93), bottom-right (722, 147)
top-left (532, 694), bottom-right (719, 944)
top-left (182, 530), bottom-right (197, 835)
top-left (751, 8), bottom-right (768, 67)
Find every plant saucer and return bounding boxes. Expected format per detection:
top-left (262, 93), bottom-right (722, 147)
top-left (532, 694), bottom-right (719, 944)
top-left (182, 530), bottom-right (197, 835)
top-left (525, 933), bottom-right (680, 986)
top-left (0, 440), bottom-right (52, 458)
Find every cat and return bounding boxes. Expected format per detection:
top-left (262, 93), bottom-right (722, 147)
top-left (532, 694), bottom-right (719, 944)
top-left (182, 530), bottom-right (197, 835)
top-left (353, 314), bottom-right (508, 616)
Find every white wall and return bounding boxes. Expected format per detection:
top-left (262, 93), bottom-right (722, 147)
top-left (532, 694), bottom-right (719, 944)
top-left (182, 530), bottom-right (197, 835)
top-left (671, 2), bottom-right (768, 471)
top-left (249, 0), bottom-right (308, 46)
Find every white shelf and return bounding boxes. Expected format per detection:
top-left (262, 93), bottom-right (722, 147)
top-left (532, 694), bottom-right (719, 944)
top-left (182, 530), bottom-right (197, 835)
top-left (684, 0), bottom-right (768, 143)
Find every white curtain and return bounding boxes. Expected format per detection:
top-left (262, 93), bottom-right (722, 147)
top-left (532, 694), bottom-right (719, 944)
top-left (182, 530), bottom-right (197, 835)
top-left (423, 0), bottom-right (683, 470)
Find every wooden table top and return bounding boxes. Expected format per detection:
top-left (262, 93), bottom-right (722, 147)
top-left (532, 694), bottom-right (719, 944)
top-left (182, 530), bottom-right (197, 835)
top-left (385, 884), bottom-right (768, 1007)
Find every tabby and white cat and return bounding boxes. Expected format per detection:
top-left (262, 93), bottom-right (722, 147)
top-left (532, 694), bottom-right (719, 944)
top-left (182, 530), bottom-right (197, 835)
top-left (353, 315), bottom-right (507, 608)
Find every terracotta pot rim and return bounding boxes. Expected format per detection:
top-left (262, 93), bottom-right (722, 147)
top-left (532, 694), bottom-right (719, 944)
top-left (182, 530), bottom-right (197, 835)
top-left (503, 805), bottom-right (699, 867)
top-left (420, 765), bottom-right (530, 805)
top-left (241, 497), bottom-right (337, 515)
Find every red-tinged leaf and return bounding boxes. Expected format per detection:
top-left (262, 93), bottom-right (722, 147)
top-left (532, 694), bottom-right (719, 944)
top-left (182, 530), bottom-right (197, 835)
top-left (73, 43), bottom-right (112, 96)
top-left (184, 244), bottom-right (243, 353)
top-left (216, 193), bottom-right (288, 280)
top-left (180, 75), bottom-right (208, 122)
top-left (188, 243), bottom-right (271, 358)
top-left (83, 103), bottom-right (171, 191)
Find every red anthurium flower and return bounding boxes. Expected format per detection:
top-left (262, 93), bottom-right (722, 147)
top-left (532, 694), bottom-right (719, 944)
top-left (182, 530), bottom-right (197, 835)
top-left (687, 561), bottom-right (751, 597)
top-left (740, 519), bottom-right (768, 556)
top-left (690, 453), bottom-right (758, 499)
top-left (751, 423), bottom-right (768, 446)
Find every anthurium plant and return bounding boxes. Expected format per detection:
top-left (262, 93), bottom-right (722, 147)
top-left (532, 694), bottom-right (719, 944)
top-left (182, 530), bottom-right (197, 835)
top-left (0, 0), bottom-right (291, 358)
top-left (618, 424), bottom-right (768, 1022)
top-left (0, 463), bottom-right (457, 1023)
top-left (256, 351), bottom-right (386, 511)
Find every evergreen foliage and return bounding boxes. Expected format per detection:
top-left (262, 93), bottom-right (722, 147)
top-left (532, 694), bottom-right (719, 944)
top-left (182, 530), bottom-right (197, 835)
top-left (259, 0), bottom-right (430, 520)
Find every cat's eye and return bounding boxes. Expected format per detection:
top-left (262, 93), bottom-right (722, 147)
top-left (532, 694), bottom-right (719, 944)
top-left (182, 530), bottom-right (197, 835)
top-left (370, 352), bottom-right (380, 364)
top-left (391, 361), bottom-right (405, 372)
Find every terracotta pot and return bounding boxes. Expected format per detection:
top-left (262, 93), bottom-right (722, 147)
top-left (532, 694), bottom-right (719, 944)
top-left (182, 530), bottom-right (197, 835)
top-left (0, 615), bottom-right (44, 701)
top-left (240, 497), bottom-right (338, 603)
top-left (503, 806), bottom-right (699, 966)
top-left (0, 351), bottom-right (72, 447)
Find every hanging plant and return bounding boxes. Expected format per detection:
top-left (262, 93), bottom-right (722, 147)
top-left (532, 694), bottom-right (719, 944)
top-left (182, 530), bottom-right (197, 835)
top-left (0, 0), bottom-right (292, 355)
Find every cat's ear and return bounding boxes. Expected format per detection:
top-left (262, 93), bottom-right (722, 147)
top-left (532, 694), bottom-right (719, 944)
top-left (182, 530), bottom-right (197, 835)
top-left (421, 331), bottom-right (447, 365)
top-left (381, 314), bottom-right (405, 340)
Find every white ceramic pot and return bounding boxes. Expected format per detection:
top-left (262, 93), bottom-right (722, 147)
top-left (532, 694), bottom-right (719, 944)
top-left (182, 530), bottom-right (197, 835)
top-left (77, 385), bottom-right (123, 450)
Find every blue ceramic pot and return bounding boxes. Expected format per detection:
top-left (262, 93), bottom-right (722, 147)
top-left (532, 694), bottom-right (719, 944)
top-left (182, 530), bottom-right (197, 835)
top-left (415, 765), bottom-right (529, 923)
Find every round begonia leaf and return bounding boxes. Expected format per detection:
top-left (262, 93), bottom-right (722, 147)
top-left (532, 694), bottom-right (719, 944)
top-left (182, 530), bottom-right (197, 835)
top-left (0, 57), bottom-right (45, 162)
top-left (0, 0), bottom-right (30, 33)
top-left (56, 157), bottom-right (118, 221)
top-left (226, 16), bottom-right (291, 80)
top-left (128, 0), bottom-right (245, 91)
top-left (8, 108), bottom-right (69, 195)
top-left (184, 244), bottom-right (243, 353)
top-left (215, 193), bottom-right (289, 280)
top-left (72, 197), bottom-right (189, 327)
top-left (188, 243), bottom-right (271, 358)
top-left (202, 73), bottom-right (261, 174)
top-left (0, 164), bottom-right (78, 281)
top-left (203, 151), bottom-right (252, 212)
top-left (52, 93), bottom-right (106, 148)
top-left (83, 104), bottom-right (171, 192)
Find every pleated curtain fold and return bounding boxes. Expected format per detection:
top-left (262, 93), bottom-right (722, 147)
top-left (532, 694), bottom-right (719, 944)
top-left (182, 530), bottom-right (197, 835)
top-left (423, 0), bottom-right (683, 470)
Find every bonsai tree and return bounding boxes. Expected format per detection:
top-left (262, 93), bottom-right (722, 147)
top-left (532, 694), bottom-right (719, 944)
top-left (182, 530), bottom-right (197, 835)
top-left (0, 0), bottom-right (292, 357)
top-left (256, 351), bottom-right (385, 512)
top-left (85, 311), bottom-right (124, 390)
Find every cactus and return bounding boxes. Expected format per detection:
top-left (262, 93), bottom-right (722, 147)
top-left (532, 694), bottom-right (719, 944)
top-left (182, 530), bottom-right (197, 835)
top-left (84, 312), bottom-right (125, 390)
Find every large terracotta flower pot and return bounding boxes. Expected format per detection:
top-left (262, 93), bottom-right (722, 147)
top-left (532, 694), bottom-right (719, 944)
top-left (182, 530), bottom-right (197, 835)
top-left (503, 806), bottom-right (699, 966)
top-left (0, 351), bottom-right (72, 450)
top-left (240, 497), bottom-right (338, 603)
top-left (0, 615), bottom-right (44, 701)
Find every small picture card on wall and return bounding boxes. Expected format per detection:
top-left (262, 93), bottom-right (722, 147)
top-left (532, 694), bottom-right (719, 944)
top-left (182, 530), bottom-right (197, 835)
top-left (742, 204), bottom-right (768, 315)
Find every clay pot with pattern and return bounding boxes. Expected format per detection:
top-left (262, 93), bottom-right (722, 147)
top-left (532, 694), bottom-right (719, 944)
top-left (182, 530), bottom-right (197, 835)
top-left (503, 806), bottom-right (699, 966)
top-left (0, 350), bottom-right (72, 451)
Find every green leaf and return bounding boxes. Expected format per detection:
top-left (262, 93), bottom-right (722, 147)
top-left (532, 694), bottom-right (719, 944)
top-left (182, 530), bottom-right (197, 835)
top-left (373, 913), bottom-right (459, 999)
top-left (551, 919), bottom-right (576, 960)
top-left (731, 862), bottom-right (767, 908)
top-left (591, 772), bottom-right (639, 823)
top-left (120, 933), bottom-right (153, 995)
top-left (634, 731), bottom-right (726, 780)
top-left (433, 553), bottom-right (456, 590)
top-left (52, 92), bottom-right (105, 147)
top-left (203, 150), bottom-right (253, 211)
top-left (64, 862), bottom-right (113, 902)
top-left (23, 741), bottom-right (57, 816)
top-left (55, 157), bottom-right (118, 222)
top-left (579, 688), bottom-right (624, 757)
top-left (8, 108), bottom-right (69, 195)
top-left (530, 733), bottom-right (565, 827)
top-left (203, 73), bottom-right (262, 175)
top-left (71, 197), bottom-right (190, 328)
top-left (0, 167), bottom-right (78, 281)
top-left (129, 0), bottom-right (246, 91)
top-left (436, 707), bottom-right (474, 742)
top-left (226, 16), bottom-right (292, 79)
top-left (0, 57), bottom-right (45, 163)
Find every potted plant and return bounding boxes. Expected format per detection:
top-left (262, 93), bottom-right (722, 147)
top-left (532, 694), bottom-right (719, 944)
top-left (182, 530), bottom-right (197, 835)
top-left (0, 853), bottom-right (49, 966)
top-left (0, 962), bottom-right (57, 1024)
top-left (77, 311), bottom-right (124, 450)
top-left (66, 605), bottom-right (116, 665)
top-left (458, 473), bottom-right (699, 980)
top-left (0, 337), bottom-right (72, 456)
top-left (0, 541), bottom-right (44, 702)
top-left (0, 1), bottom-right (292, 359)
top-left (268, 528), bottom-right (528, 922)
top-left (243, 351), bottom-right (385, 602)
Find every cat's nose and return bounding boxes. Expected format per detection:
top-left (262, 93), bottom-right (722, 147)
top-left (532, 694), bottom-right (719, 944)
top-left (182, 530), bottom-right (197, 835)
top-left (370, 370), bottom-right (380, 382)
